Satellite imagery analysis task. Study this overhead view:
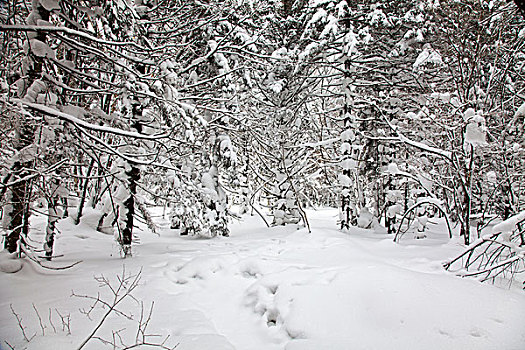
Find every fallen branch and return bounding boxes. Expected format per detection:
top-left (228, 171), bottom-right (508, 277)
top-left (444, 224), bottom-right (525, 286)
top-left (20, 243), bottom-right (82, 270)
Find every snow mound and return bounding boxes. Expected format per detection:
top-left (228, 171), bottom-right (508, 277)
top-left (492, 211), bottom-right (525, 234)
top-left (245, 263), bottom-right (524, 349)
top-left (0, 259), bottom-right (23, 273)
top-left (0, 251), bottom-right (23, 273)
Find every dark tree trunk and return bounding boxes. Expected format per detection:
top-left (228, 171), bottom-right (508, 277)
top-left (283, 0), bottom-right (293, 14)
top-left (4, 2), bottom-right (50, 253)
top-left (43, 197), bottom-right (59, 260)
top-left (4, 162), bottom-right (31, 253)
top-left (75, 159), bottom-right (95, 225)
top-left (62, 197), bottom-right (69, 218)
top-left (121, 164), bottom-right (140, 256)
top-left (385, 175), bottom-right (396, 234)
top-left (340, 8), bottom-right (356, 230)
top-left (97, 212), bottom-right (108, 232)
top-left (0, 173), bottom-right (11, 201)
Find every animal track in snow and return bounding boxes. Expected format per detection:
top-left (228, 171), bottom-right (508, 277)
top-left (164, 256), bottom-right (235, 284)
top-left (469, 327), bottom-right (487, 338)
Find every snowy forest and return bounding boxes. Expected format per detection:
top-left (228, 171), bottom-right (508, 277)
top-left (1, 0), bottom-right (525, 349)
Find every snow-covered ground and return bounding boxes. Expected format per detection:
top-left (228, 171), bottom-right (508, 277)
top-left (1, 208), bottom-right (525, 350)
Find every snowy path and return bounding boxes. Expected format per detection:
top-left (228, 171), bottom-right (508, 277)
top-left (1, 208), bottom-right (525, 350)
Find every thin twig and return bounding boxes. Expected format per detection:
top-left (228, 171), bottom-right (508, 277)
top-left (10, 304), bottom-right (35, 342)
top-left (76, 268), bottom-right (142, 350)
top-left (48, 307), bottom-right (57, 333)
top-left (32, 303), bottom-right (45, 336)
top-left (55, 309), bottom-right (71, 335)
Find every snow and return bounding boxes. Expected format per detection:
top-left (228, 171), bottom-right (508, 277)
top-left (338, 173), bottom-right (352, 186)
top-left (271, 47), bottom-right (288, 60)
top-left (0, 251), bottom-right (23, 273)
top-left (269, 80), bottom-right (284, 94)
top-left (1, 209), bottom-right (525, 350)
top-left (463, 107), bottom-right (476, 121)
top-left (298, 42), bottom-right (320, 61)
top-left (320, 15), bottom-right (338, 38)
top-left (514, 102), bottom-right (525, 119)
top-left (356, 207), bottom-right (373, 228)
top-left (17, 100), bottom-right (168, 140)
top-left (2, 24), bottom-right (158, 57)
top-left (486, 170), bottom-right (497, 184)
top-left (297, 137), bottom-right (339, 148)
top-left (464, 114), bottom-right (487, 147)
top-left (340, 159), bottom-right (356, 170)
top-left (367, 8), bottom-right (390, 27)
top-left (201, 171), bottom-right (217, 194)
top-left (492, 211), bottom-right (525, 234)
top-left (14, 144), bottom-right (39, 163)
top-left (344, 29), bottom-right (359, 56)
top-left (387, 162), bottom-right (400, 174)
top-left (413, 44), bottom-right (443, 70)
top-left (387, 204), bottom-right (402, 218)
top-left (29, 39), bottom-right (55, 58)
top-left (340, 129), bottom-right (355, 142)
top-left (309, 8), bottom-right (327, 27)
top-left (398, 134), bottom-right (452, 160)
top-left (39, 0), bottom-right (60, 11)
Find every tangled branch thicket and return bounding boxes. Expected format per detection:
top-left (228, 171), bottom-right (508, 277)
top-left (445, 213), bottom-right (525, 287)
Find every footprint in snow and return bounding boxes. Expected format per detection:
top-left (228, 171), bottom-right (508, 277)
top-left (165, 257), bottom-right (234, 285)
top-left (238, 260), bottom-right (263, 279)
top-left (266, 308), bottom-right (280, 327)
top-left (469, 328), bottom-right (487, 338)
top-left (437, 329), bottom-right (453, 338)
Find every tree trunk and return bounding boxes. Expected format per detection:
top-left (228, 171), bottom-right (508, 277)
top-left (340, 10), bottom-right (356, 230)
top-left (4, 163), bottom-right (31, 253)
top-left (43, 197), bottom-right (59, 260)
top-left (75, 159), bottom-right (95, 225)
top-left (462, 145), bottom-right (475, 245)
top-left (385, 175), bottom-right (396, 234)
top-left (282, 0), bottom-right (293, 14)
top-left (120, 164), bottom-right (140, 256)
top-left (3, 1), bottom-right (50, 253)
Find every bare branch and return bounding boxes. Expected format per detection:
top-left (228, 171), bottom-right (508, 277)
top-left (10, 304), bottom-right (36, 343)
top-left (32, 303), bottom-right (45, 336)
